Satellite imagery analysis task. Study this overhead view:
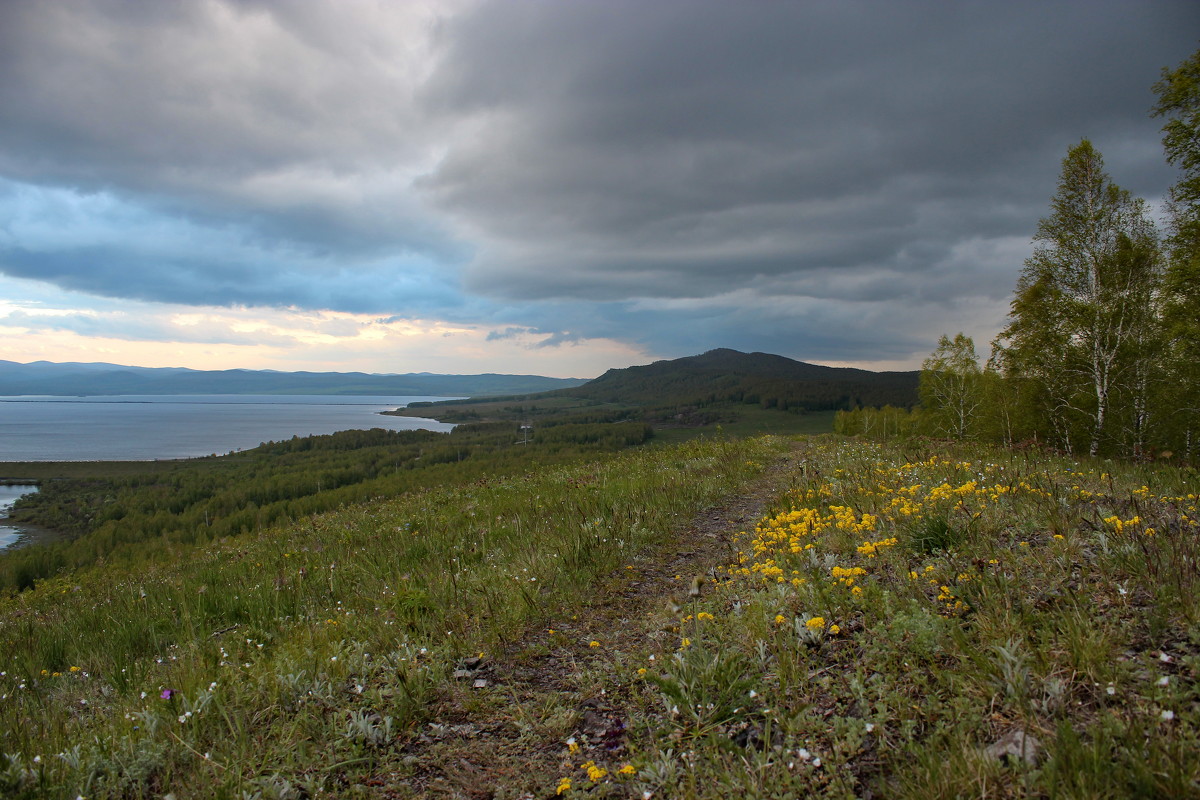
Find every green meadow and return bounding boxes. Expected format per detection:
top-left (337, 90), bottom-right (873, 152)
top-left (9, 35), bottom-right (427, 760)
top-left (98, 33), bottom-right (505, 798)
top-left (0, 432), bottom-right (1196, 798)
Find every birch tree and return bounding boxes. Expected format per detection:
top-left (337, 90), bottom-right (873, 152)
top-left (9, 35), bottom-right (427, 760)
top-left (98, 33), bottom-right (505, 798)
top-left (920, 333), bottom-right (981, 439)
top-left (994, 140), bottom-right (1160, 456)
top-left (1154, 47), bottom-right (1200, 458)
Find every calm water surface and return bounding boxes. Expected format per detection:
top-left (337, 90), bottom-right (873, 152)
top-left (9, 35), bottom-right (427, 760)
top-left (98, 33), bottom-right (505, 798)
top-left (0, 484), bottom-right (40, 550)
top-left (0, 395), bottom-right (457, 462)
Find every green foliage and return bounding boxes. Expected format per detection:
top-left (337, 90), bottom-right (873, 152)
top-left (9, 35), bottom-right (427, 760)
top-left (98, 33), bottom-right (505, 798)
top-left (920, 333), bottom-right (982, 440)
top-left (905, 514), bottom-right (968, 555)
top-left (0, 422), bottom-right (652, 593)
top-left (992, 140), bottom-right (1162, 457)
top-left (645, 646), bottom-right (756, 737)
top-left (1154, 47), bottom-right (1200, 209)
top-left (863, 120), bottom-right (1191, 460)
top-left (1154, 47), bottom-right (1200, 461)
top-left (833, 405), bottom-right (920, 439)
top-left (915, 57), bottom-right (1200, 461)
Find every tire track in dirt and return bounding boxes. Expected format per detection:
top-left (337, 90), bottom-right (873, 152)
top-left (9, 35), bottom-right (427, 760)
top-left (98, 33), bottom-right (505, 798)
top-left (390, 442), bottom-right (802, 799)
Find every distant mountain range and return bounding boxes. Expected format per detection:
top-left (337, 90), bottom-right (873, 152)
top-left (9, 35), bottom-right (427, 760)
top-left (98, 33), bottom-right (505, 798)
top-left (1, 349), bottom-right (920, 410)
top-left (558, 348), bottom-right (919, 410)
top-left (0, 360), bottom-right (588, 397)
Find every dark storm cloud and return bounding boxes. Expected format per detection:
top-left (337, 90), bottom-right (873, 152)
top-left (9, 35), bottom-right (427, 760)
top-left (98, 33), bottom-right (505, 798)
top-left (0, 0), bottom-right (462, 263)
top-left (426, 0), bottom-right (1194, 311)
top-left (0, 0), bottom-right (1194, 364)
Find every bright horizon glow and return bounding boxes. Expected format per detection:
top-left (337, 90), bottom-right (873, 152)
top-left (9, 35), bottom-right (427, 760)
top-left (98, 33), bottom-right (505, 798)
top-left (0, 303), bottom-right (646, 378)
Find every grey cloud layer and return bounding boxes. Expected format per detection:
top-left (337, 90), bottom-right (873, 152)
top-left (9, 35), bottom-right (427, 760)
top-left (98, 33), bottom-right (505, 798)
top-left (0, 0), bottom-right (1195, 363)
top-left (0, 0), bottom-right (459, 259)
top-left (427, 1), bottom-right (1191, 304)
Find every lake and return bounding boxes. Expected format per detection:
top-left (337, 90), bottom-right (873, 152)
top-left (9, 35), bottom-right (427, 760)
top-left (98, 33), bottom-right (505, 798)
top-left (0, 395), bottom-right (458, 462)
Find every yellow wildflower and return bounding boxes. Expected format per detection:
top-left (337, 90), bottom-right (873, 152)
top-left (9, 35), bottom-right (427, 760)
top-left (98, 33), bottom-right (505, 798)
top-left (582, 760), bottom-right (607, 782)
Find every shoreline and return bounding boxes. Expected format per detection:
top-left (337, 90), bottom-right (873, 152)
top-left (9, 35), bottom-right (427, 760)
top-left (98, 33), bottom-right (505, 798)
top-left (0, 515), bottom-right (65, 552)
top-left (0, 484), bottom-right (61, 553)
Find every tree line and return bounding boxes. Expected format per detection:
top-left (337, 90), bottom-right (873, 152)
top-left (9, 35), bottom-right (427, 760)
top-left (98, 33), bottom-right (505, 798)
top-left (839, 49), bottom-right (1200, 461)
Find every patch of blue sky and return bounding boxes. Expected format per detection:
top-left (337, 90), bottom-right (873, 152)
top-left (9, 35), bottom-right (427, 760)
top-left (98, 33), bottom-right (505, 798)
top-left (0, 178), bottom-right (468, 317)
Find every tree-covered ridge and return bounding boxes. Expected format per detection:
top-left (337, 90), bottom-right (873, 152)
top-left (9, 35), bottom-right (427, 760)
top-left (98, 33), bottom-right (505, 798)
top-left (558, 348), bottom-right (919, 411)
top-left (388, 349), bottom-right (917, 439)
top-left (401, 349), bottom-right (920, 415)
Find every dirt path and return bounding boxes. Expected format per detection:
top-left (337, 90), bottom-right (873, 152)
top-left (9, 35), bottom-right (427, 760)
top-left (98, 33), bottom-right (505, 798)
top-left (391, 443), bottom-right (801, 799)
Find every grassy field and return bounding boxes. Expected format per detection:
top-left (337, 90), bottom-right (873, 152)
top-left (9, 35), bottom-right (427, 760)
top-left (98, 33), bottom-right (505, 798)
top-left (648, 408), bottom-right (836, 444)
top-left (0, 424), bottom-right (654, 594)
top-left (0, 434), bottom-right (1196, 798)
top-left (0, 435), bottom-right (781, 798)
top-left (620, 438), bottom-right (1199, 798)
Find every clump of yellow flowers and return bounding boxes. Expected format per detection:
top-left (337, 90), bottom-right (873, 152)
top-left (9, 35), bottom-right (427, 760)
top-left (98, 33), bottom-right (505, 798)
top-left (856, 537), bottom-right (899, 557)
top-left (724, 440), bottom-right (1199, 631)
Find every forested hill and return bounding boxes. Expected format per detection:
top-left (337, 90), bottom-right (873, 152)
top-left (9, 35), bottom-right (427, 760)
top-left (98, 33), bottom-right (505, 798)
top-left (557, 348), bottom-right (919, 410)
top-left (0, 360), bottom-right (586, 397)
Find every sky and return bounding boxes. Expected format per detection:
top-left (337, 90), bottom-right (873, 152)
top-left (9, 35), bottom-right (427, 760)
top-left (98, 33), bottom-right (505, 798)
top-left (0, 1), bottom-right (1195, 379)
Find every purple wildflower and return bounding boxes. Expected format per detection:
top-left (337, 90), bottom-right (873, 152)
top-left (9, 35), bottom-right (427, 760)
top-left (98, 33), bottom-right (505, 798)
top-left (161, 688), bottom-right (176, 700)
